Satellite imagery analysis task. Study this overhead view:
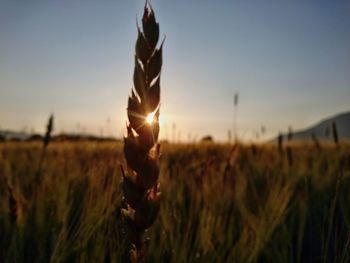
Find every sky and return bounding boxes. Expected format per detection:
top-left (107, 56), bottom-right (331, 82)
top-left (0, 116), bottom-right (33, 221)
top-left (1, 0), bottom-right (350, 142)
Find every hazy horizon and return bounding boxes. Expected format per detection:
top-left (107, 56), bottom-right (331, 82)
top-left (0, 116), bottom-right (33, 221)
top-left (1, 0), bottom-right (350, 142)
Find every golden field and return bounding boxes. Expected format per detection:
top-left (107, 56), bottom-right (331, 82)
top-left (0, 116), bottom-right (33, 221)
top-left (0, 141), bottom-right (349, 262)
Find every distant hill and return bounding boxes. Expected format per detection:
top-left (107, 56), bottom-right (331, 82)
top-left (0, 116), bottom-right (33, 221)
top-left (272, 111), bottom-right (350, 142)
top-left (0, 130), bottom-right (119, 142)
top-left (0, 130), bottom-right (30, 141)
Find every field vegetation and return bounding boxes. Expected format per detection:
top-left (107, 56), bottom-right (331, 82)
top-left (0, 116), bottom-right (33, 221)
top-left (1, 140), bottom-right (349, 262)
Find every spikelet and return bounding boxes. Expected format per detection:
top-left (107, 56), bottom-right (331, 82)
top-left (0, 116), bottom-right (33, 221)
top-left (36, 114), bottom-right (54, 184)
top-left (121, 2), bottom-right (163, 262)
top-left (43, 114), bottom-right (54, 149)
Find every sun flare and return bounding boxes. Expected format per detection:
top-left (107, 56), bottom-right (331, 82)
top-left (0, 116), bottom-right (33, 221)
top-left (146, 112), bottom-right (155, 124)
top-left (146, 111), bottom-right (164, 126)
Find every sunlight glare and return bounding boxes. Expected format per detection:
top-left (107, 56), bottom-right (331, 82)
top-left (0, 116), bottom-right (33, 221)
top-left (146, 112), bottom-right (155, 124)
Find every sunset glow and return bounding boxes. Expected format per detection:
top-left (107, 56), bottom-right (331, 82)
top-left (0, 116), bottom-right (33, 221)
top-left (146, 112), bottom-right (155, 124)
top-left (0, 1), bottom-right (349, 141)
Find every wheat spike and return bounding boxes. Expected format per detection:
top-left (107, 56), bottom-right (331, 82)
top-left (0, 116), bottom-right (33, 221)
top-left (36, 113), bottom-right (54, 184)
top-left (121, 2), bottom-right (163, 262)
top-left (43, 113), bottom-right (54, 148)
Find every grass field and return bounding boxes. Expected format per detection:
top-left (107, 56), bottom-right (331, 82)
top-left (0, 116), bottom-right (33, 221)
top-left (0, 141), bottom-right (350, 262)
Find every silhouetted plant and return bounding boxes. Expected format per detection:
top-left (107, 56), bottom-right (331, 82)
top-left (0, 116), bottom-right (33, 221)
top-left (288, 126), bottom-right (293, 142)
top-left (332, 121), bottom-right (339, 147)
top-left (121, 2), bottom-right (163, 262)
top-left (286, 146), bottom-right (293, 167)
top-left (43, 114), bottom-right (54, 149)
top-left (278, 132), bottom-right (283, 153)
top-left (36, 114), bottom-right (54, 183)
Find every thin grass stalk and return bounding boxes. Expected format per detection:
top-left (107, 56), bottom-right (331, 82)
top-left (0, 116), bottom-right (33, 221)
top-left (286, 146), bottom-right (293, 167)
top-left (6, 182), bottom-right (17, 227)
top-left (37, 114), bottom-right (54, 178)
top-left (332, 121), bottom-right (339, 147)
top-left (323, 171), bottom-right (342, 263)
top-left (288, 126), bottom-right (293, 142)
top-left (40, 114), bottom-right (53, 165)
top-left (5, 180), bottom-right (18, 262)
top-left (278, 133), bottom-right (283, 154)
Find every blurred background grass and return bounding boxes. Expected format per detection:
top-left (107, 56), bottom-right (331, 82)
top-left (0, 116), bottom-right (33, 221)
top-left (0, 141), bottom-right (350, 262)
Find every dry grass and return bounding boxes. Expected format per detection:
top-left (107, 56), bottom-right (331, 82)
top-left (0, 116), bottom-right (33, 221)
top-left (2, 141), bottom-right (349, 262)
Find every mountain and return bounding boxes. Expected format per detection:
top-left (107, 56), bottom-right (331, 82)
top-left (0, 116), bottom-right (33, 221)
top-left (273, 111), bottom-right (350, 142)
top-left (0, 129), bottom-right (119, 142)
top-left (0, 130), bottom-right (31, 141)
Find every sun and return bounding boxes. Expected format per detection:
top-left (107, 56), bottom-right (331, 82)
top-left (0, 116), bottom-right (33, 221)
top-left (146, 111), bottom-right (164, 125)
top-left (146, 112), bottom-right (155, 124)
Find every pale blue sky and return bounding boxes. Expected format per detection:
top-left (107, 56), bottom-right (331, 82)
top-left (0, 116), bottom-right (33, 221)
top-left (1, 0), bottom-right (349, 141)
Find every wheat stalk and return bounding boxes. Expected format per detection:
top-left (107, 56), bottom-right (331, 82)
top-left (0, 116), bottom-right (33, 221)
top-left (278, 132), bottom-right (283, 153)
top-left (43, 113), bottom-right (54, 149)
top-left (36, 114), bottom-right (54, 184)
top-left (332, 121), bottom-right (339, 147)
top-left (6, 181), bottom-right (17, 226)
top-left (121, 2), bottom-right (163, 262)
